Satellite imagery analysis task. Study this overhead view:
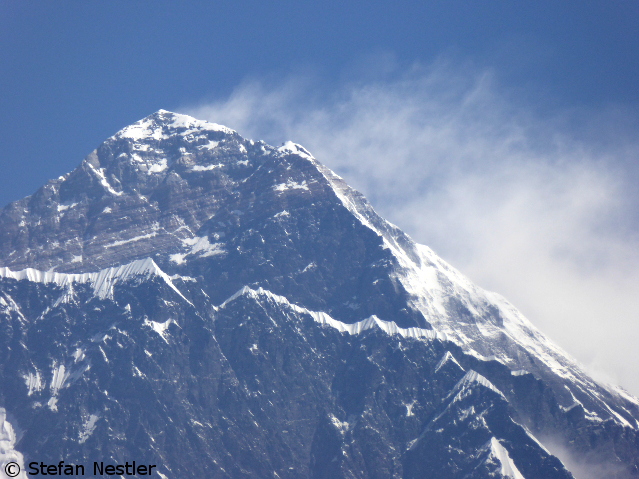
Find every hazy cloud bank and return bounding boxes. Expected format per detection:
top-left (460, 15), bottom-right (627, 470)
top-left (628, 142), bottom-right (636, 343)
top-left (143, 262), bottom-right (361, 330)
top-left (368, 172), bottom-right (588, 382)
top-left (184, 61), bottom-right (639, 396)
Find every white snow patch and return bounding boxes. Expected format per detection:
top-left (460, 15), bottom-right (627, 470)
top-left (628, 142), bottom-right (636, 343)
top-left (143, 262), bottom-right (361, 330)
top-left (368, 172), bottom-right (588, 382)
top-left (301, 262), bottom-right (316, 273)
top-left (99, 346), bottom-right (109, 364)
top-left (488, 437), bottom-right (526, 479)
top-left (273, 179), bottom-right (309, 192)
top-left (102, 206), bottom-right (112, 214)
top-left (170, 236), bottom-right (225, 264)
top-left (23, 371), bottom-right (44, 396)
top-left (170, 112), bottom-right (235, 135)
top-left (169, 274), bottom-right (196, 282)
top-left (329, 414), bottom-right (349, 434)
top-left (0, 408), bottom-right (28, 478)
top-left (57, 202), bottom-right (78, 212)
top-left (78, 414), bottom-right (99, 444)
top-left (197, 140), bottom-right (220, 150)
top-left (277, 141), bottom-right (314, 159)
top-left (105, 231), bottom-right (158, 248)
top-left (73, 348), bottom-right (86, 363)
top-left (144, 318), bottom-right (175, 343)
top-left (118, 117), bottom-right (169, 141)
top-left (192, 163), bottom-right (223, 171)
top-left (169, 254), bottom-right (185, 265)
top-left (71, 255), bottom-right (83, 263)
top-left (50, 364), bottom-right (70, 395)
top-left (87, 164), bottom-right (123, 196)
top-left (147, 158), bottom-right (168, 174)
top-left (116, 111), bottom-right (234, 144)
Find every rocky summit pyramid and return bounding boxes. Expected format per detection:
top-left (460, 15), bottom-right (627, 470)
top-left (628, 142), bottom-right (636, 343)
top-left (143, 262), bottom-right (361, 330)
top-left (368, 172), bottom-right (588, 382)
top-left (0, 110), bottom-right (638, 479)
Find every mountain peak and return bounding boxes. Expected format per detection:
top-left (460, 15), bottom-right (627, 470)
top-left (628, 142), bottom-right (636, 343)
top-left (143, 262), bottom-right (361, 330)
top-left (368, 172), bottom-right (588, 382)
top-left (0, 111), bottom-right (334, 276)
top-left (1, 111), bottom-right (639, 477)
top-left (114, 109), bottom-right (236, 143)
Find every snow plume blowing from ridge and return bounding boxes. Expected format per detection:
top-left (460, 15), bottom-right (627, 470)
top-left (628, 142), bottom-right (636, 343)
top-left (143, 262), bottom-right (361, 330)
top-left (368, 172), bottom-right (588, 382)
top-left (184, 59), bottom-right (639, 397)
top-left (540, 433), bottom-right (628, 479)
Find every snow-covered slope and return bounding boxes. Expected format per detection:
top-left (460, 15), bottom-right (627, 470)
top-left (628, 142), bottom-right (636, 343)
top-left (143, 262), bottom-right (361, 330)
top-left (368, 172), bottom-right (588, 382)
top-left (0, 257), bottom-right (185, 301)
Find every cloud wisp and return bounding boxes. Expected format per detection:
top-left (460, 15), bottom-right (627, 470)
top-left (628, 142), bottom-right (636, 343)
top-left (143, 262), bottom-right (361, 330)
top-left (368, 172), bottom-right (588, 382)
top-left (184, 61), bottom-right (639, 396)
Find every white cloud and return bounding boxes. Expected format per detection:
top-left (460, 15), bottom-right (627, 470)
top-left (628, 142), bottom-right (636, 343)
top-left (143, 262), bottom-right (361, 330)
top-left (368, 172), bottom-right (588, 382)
top-left (183, 60), bottom-right (639, 396)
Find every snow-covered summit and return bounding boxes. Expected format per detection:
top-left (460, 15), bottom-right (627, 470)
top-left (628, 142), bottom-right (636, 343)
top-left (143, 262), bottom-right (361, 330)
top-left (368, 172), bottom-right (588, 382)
top-left (115, 109), bottom-right (236, 142)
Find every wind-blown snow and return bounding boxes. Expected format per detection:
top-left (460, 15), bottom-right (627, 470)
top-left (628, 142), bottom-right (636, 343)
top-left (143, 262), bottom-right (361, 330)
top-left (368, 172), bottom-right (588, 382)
top-left (304, 155), bottom-right (638, 428)
top-left (217, 273), bottom-right (636, 426)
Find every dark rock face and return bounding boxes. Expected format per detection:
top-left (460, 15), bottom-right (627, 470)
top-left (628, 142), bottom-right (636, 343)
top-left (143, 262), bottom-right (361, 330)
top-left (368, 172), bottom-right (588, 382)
top-left (0, 111), bottom-right (638, 478)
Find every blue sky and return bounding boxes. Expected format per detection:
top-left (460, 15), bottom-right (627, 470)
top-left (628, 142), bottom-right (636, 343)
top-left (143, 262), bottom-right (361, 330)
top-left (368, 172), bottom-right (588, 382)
top-left (2, 1), bottom-right (639, 395)
top-left (2, 0), bottom-right (638, 207)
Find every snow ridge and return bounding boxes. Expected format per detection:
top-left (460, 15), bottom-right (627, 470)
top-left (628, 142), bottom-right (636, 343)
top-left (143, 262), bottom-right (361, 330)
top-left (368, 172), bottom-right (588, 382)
top-left (217, 285), bottom-right (447, 341)
top-left (0, 258), bottom-right (190, 304)
top-left (451, 370), bottom-right (505, 400)
top-left (487, 437), bottom-right (526, 479)
top-left (435, 351), bottom-right (465, 373)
